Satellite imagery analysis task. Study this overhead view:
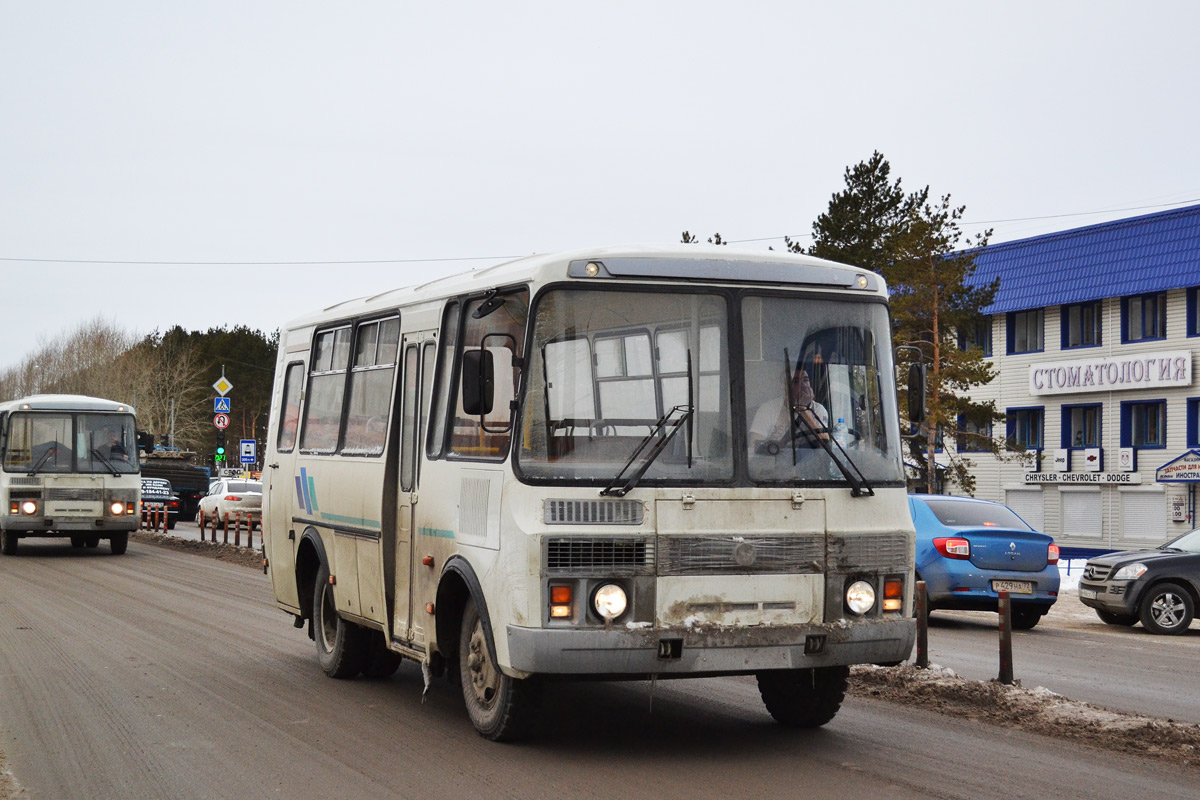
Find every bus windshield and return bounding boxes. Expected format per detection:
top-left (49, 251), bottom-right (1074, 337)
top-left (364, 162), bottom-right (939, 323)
top-left (743, 294), bottom-right (903, 485)
top-left (4, 412), bottom-right (139, 474)
top-left (519, 288), bottom-right (733, 483)
top-left (518, 287), bottom-right (904, 487)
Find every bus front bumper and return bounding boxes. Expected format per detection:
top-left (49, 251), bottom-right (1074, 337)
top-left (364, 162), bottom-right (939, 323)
top-left (4, 517), bottom-right (139, 533)
top-left (505, 617), bottom-right (915, 676)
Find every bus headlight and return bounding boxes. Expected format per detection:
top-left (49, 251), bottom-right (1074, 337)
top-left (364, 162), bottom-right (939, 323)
top-left (20, 500), bottom-right (38, 516)
top-left (845, 580), bottom-right (876, 615)
top-left (592, 583), bottom-right (628, 621)
top-left (110, 501), bottom-right (126, 516)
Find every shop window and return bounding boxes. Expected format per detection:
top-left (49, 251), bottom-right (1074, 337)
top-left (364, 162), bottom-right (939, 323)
top-left (1188, 288), bottom-right (1200, 338)
top-left (1188, 398), bottom-right (1200, 448)
top-left (958, 318), bottom-right (992, 356)
top-left (955, 416), bottom-right (991, 452)
top-left (1121, 400), bottom-right (1166, 448)
top-left (1006, 309), bottom-right (1043, 354)
top-left (1062, 404), bottom-right (1101, 449)
top-left (1007, 407), bottom-right (1044, 450)
top-left (1122, 293), bottom-right (1166, 342)
top-left (1061, 300), bottom-right (1102, 349)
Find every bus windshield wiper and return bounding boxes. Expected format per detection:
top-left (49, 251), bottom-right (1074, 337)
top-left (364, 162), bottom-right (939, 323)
top-left (90, 448), bottom-right (122, 477)
top-left (27, 444), bottom-right (60, 476)
top-left (600, 404), bottom-right (694, 497)
top-left (790, 410), bottom-right (874, 497)
top-left (781, 348), bottom-right (872, 498)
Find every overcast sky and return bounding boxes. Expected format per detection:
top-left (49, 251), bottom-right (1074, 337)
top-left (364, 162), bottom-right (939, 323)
top-left (3, 2), bottom-right (1198, 369)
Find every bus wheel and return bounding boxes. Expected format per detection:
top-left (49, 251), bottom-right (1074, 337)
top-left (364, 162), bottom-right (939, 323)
top-left (313, 562), bottom-right (366, 678)
top-left (71, 536), bottom-right (85, 548)
top-left (459, 598), bottom-right (540, 741)
top-left (110, 533), bottom-right (128, 555)
top-left (361, 633), bottom-right (403, 679)
top-left (1, 530), bottom-right (17, 556)
top-left (756, 665), bottom-right (849, 728)
top-left (84, 536), bottom-right (100, 548)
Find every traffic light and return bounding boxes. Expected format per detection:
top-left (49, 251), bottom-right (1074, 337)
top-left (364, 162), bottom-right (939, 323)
top-left (215, 429), bottom-right (226, 463)
top-left (215, 445), bottom-right (226, 462)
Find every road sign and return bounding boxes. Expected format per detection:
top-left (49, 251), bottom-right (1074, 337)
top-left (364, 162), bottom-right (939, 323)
top-left (240, 439), bottom-right (256, 464)
top-left (214, 413), bottom-right (230, 429)
top-left (214, 397), bottom-right (231, 413)
top-left (213, 376), bottom-right (233, 396)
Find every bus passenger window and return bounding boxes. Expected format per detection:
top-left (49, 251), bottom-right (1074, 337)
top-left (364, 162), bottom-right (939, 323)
top-left (342, 317), bottom-right (399, 456)
top-left (277, 363), bottom-right (304, 453)
top-left (300, 326), bottom-right (351, 453)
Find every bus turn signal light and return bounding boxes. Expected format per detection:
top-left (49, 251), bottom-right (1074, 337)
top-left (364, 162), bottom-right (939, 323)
top-left (550, 585), bottom-right (572, 618)
top-left (882, 578), bottom-right (903, 612)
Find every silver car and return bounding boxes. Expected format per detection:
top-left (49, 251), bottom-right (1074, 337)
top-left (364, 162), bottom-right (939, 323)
top-left (197, 478), bottom-right (262, 527)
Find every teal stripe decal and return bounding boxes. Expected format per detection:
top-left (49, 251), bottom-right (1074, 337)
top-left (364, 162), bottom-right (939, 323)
top-left (418, 526), bottom-right (455, 539)
top-left (320, 512), bottom-right (381, 529)
top-left (307, 475), bottom-right (320, 514)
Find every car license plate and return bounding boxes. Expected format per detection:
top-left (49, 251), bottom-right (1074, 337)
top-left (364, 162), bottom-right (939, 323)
top-left (992, 580), bottom-right (1033, 594)
top-left (1079, 588), bottom-right (1097, 600)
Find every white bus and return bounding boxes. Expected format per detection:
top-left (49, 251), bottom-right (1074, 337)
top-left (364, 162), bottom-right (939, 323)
top-left (263, 245), bottom-right (917, 740)
top-left (1, 394), bottom-right (140, 555)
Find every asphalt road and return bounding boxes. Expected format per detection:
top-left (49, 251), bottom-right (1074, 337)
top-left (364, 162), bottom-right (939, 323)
top-left (923, 594), bottom-right (1200, 724)
top-left (1, 535), bottom-right (1197, 800)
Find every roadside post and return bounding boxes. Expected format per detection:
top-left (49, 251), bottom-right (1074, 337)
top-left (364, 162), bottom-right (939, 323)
top-left (915, 580), bottom-right (929, 669)
top-left (997, 590), bottom-right (1014, 685)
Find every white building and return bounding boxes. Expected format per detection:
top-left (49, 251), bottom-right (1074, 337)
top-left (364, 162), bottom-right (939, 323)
top-left (954, 204), bottom-right (1200, 556)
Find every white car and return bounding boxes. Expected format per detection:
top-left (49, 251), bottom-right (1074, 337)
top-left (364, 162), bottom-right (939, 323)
top-left (197, 478), bottom-right (262, 527)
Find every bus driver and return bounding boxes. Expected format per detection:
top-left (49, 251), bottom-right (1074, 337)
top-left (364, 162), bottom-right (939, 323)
top-left (749, 364), bottom-right (829, 455)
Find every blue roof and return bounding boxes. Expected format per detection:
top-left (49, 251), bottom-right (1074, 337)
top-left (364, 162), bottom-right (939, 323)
top-left (966, 203), bottom-right (1200, 314)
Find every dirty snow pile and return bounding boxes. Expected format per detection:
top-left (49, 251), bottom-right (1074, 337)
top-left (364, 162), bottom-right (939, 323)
top-left (851, 663), bottom-right (1200, 768)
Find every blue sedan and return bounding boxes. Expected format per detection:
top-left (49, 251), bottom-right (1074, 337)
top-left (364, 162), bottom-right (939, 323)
top-left (909, 495), bottom-right (1060, 629)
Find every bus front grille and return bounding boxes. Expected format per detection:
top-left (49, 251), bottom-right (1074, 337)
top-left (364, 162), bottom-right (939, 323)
top-left (658, 534), bottom-right (824, 576)
top-left (47, 488), bottom-right (103, 502)
top-left (545, 537), bottom-right (654, 576)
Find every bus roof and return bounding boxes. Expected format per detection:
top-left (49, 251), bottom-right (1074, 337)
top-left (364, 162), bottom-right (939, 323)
top-left (0, 394), bottom-right (136, 414)
top-left (282, 244), bottom-right (886, 332)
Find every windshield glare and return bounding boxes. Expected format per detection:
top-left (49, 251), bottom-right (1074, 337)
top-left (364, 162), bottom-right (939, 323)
top-left (743, 294), bottom-right (902, 484)
top-left (922, 499), bottom-right (1034, 530)
top-left (517, 287), bottom-right (902, 487)
top-left (3, 411), bottom-right (138, 474)
top-left (1163, 529), bottom-right (1200, 553)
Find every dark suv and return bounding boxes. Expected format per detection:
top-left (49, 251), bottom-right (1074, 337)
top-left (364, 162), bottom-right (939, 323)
top-left (1078, 528), bottom-right (1200, 634)
top-left (141, 477), bottom-right (181, 530)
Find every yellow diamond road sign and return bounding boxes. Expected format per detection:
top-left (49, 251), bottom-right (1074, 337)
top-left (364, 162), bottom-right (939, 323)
top-left (213, 376), bottom-right (233, 396)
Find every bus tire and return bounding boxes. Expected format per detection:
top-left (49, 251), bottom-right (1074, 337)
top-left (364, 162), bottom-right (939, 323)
top-left (1, 530), bottom-right (17, 556)
top-left (756, 665), bottom-right (849, 728)
top-left (85, 536), bottom-right (100, 548)
top-left (110, 533), bottom-right (128, 555)
top-left (71, 536), bottom-right (85, 548)
top-left (313, 561), bottom-right (366, 678)
top-left (458, 597), bottom-right (540, 741)
top-left (361, 634), bottom-right (403, 679)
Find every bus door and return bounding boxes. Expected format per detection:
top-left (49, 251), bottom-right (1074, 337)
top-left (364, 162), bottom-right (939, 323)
top-left (392, 334), bottom-right (436, 645)
top-left (265, 360), bottom-right (306, 610)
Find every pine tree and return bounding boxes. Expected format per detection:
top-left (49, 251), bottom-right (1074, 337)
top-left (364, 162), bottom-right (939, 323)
top-left (810, 153), bottom-right (1003, 494)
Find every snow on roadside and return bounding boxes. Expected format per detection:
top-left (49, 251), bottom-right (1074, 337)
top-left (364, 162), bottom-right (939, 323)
top-left (852, 664), bottom-right (1200, 768)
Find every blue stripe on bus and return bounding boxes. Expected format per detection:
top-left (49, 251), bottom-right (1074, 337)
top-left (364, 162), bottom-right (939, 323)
top-left (418, 526), bottom-right (455, 539)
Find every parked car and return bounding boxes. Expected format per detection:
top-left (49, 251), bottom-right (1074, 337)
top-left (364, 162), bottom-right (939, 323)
top-left (197, 478), bottom-right (262, 527)
top-left (909, 494), bottom-right (1060, 629)
top-left (1077, 528), bottom-right (1200, 635)
top-left (140, 477), bottom-right (181, 530)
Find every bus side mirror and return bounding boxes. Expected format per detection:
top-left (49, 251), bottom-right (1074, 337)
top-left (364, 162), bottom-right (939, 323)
top-left (908, 362), bottom-right (927, 424)
top-left (462, 349), bottom-right (495, 416)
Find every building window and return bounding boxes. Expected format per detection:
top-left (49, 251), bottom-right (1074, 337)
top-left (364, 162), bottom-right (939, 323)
top-left (1062, 404), bottom-right (1101, 449)
top-left (1061, 300), bottom-right (1102, 349)
top-left (1188, 398), bottom-right (1200, 448)
top-left (1188, 288), bottom-right (1200, 338)
top-left (956, 416), bottom-right (992, 452)
top-left (958, 318), bottom-right (992, 356)
top-left (1007, 309), bottom-right (1043, 354)
top-left (1122, 293), bottom-right (1166, 342)
top-left (1006, 407), bottom-right (1043, 450)
top-left (1122, 400), bottom-right (1166, 448)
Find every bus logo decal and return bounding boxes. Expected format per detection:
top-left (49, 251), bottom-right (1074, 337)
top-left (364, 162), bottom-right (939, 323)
top-left (296, 468), bottom-right (317, 515)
